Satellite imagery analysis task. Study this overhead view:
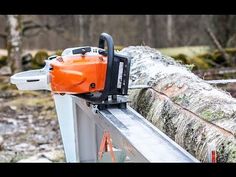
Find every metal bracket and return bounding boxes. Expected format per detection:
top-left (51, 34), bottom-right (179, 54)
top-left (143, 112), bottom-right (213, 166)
top-left (54, 94), bottom-right (199, 162)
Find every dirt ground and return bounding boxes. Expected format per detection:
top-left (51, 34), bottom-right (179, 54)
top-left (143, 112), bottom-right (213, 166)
top-left (0, 76), bottom-right (65, 162)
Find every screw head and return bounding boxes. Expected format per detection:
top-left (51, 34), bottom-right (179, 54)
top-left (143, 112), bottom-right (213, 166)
top-left (90, 83), bottom-right (96, 88)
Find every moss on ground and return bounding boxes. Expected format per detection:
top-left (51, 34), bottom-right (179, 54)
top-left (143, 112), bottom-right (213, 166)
top-left (0, 56), bottom-right (7, 67)
top-left (32, 50), bottom-right (49, 68)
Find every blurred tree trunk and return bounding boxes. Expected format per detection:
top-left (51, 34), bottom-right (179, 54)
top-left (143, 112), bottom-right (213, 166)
top-left (101, 15), bottom-right (108, 27)
top-left (78, 15), bottom-right (93, 45)
top-left (79, 15), bottom-right (85, 44)
top-left (145, 15), bottom-right (152, 46)
top-left (167, 15), bottom-right (173, 44)
top-left (86, 15), bottom-right (93, 45)
top-left (7, 15), bottom-right (22, 73)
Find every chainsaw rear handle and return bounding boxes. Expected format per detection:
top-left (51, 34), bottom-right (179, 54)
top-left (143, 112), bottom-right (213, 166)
top-left (79, 32), bottom-right (115, 102)
top-left (98, 32), bottom-right (114, 98)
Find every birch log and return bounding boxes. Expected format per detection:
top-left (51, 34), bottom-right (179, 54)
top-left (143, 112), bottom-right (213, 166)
top-left (120, 46), bottom-right (236, 162)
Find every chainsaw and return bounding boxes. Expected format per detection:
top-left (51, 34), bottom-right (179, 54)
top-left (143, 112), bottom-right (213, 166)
top-left (11, 33), bottom-right (131, 109)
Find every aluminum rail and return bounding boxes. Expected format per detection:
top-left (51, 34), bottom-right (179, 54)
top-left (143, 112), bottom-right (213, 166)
top-left (97, 106), bottom-right (199, 162)
top-left (54, 94), bottom-right (199, 162)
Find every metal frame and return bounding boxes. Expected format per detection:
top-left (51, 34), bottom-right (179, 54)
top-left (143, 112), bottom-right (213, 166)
top-left (53, 94), bottom-right (199, 162)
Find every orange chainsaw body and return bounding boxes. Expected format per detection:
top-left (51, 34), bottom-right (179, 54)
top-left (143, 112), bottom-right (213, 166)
top-left (50, 55), bottom-right (107, 94)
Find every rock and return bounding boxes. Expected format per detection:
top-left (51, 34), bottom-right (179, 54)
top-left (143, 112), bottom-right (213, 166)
top-left (41, 150), bottom-right (65, 162)
top-left (29, 158), bottom-right (52, 163)
top-left (18, 129), bottom-right (27, 134)
top-left (22, 53), bottom-right (33, 70)
top-left (14, 143), bottom-right (36, 152)
top-left (17, 115), bottom-right (28, 119)
top-left (0, 123), bottom-right (17, 135)
top-left (38, 144), bottom-right (51, 151)
top-left (0, 151), bottom-right (16, 162)
top-left (0, 136), bottom-right (3, 150)
top-left (38, 116), bottom-right (44, 120)
top-left (9, 106), bottom-right (17, 111)
top-left (50, 120), bottom-right (57, 126)
top-left (1, 106), bottom-right (17, 114)
top-left (18, 155), bottom-right (52, 163)
top-left (16, 150), bottom-right (64, 162)
top-left (27, 114), bottom-right (33, 119)
top-left (33, 134), bottom-right (48, 145)
top-left (0, 66), bottom-right (11, 75)
top-left (47, 131), bottom-right (56, 141)
top-left (0, 91), bottom-right (18, 99)
top-left (4, 118), bottom-right (18, 126)
top-left (28, 116), bottom-right (33, 124)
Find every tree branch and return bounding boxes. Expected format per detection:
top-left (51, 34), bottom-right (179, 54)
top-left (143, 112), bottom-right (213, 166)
top-left (205, 27), bottom-right (231, 64)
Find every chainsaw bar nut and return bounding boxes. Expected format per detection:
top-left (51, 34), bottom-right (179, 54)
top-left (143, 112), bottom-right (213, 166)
top-left (56, 56), bottom-right (64, 62)
top-left (90, 83), bottom-right (96, 88)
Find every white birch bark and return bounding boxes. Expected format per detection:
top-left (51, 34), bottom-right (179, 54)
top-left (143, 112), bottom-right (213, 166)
top-left (120, 46), bottom-right (236, 162)
top-left (7, 15), bottom-right (22, 73)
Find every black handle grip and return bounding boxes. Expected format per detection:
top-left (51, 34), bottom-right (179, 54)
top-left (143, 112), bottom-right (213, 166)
top-left (99, 33), bottom-right (114, 61)
top-left (72, 47), bottom-right (91, 55)
top-left (96, 33), bottom-right (114, 100)
top-left (79, 33), bottom-right (114, 102)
